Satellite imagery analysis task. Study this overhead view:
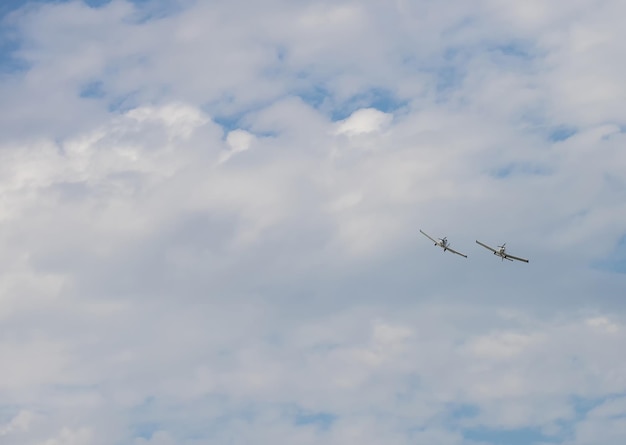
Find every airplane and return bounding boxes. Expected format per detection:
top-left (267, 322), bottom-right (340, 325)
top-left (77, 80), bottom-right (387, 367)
top-left (475, 240), bottom-right (529, 263)
top-left (420, 229), bottom-right (467, 258)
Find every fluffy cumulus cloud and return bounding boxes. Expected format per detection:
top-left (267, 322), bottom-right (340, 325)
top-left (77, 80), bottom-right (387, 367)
top-left (0, 0), bottom-right (625, 444)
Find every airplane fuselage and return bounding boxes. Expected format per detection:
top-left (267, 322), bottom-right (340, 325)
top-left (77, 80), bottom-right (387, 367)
top-left (494, 247), bottom-right (511, 261)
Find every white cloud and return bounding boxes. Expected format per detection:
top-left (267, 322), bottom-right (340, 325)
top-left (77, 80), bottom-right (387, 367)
top-left (586, 316), bottom-right (620, 333)
top-left (335, 108), bottom-right (393, 136)
top-left (226, 129), bottom-right (255, 153)
top-left (466, 331), bottom-right (540, 359)
top-left (38, 427), bottom-right (93, 445)
top-left (220, 129), bottom-right (256, 163)
top-left (125, 103), bottom-right (210, 141)
top-left (0, 0), bottom-right (625, 444)
top-left (0, 410), bottom-right (35, 436)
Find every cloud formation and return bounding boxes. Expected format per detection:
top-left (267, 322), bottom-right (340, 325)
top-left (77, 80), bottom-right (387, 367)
top-left (0, 0), bottom-right (625, 444)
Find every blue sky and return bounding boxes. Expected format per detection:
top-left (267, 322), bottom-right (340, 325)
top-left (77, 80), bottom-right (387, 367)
top-left (0, 1), bottom-right (625, 444)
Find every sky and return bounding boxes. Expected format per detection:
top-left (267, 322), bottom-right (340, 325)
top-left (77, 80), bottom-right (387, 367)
top-left (0, 0), bottom-right (625, 444)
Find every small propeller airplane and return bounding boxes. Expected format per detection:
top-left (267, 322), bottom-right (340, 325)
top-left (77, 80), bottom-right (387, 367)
top-left (475, 240), bottom-right (529, 263)
top-left (420, 229), bottom-right (467, 258)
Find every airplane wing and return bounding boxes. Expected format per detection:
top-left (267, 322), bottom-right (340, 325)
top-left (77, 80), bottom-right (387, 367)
top-left (475, 240), bottom-right (497, 253)
top-left (505, 253), bottom-right (529, 263)
top-left (419, 229), bottom-right (438, 244)
top-left (446, 246), bottom-right (468, 258)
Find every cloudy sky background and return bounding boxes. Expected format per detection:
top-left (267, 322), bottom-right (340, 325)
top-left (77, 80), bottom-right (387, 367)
top-left (1, 0), bottom-right (625, 443)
